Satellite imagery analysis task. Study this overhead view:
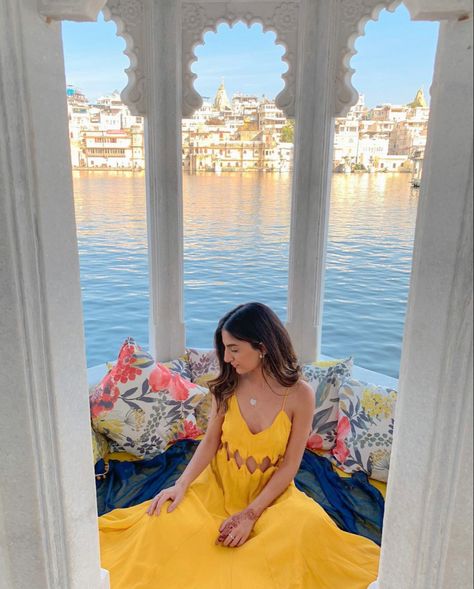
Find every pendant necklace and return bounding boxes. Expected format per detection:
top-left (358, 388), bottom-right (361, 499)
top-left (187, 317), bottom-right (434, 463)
top-left (249, 376), bottom-right (287, 408)
top-left (249, 354), bottom-right (287, 407)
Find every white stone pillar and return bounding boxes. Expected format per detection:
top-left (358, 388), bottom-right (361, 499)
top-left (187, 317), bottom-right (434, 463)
top-left (286, 0), bottom-right (336, 363)
top-left (145, 0), bottom-right (186, 361)
top-left (378, 14), bottom-right (473, 589)
top-left (0, 1), bottom-right (107, 588)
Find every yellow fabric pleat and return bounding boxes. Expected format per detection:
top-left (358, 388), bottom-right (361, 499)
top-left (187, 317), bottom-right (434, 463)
top-left (99, 394), bottom-right (380, 588)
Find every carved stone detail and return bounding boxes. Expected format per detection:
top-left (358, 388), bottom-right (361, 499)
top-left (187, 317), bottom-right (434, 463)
top-left (182, 1), bottom-right (300, 117)
top-left (98, 0), bottom-right (424, 119)
top-left (103, 0), bottom-right (146, 115)
top-left (115, 0), bottom-right (143, 25)
top-left (38, 0), bottom-right (107, 21)
top-left (273, 2), bottom-right (299, 32)
top-left (182, 3), bottom-right (207, 33)
top-left (334, 0), bottom-right (395, 117)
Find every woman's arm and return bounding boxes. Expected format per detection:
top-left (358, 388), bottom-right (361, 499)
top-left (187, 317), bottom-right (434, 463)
top-left (174, 394), bottom-right (225, 491)
top-left (147, 395), bottom-right (225, 516)
top-left (247, 381), bottom-right (315, 517)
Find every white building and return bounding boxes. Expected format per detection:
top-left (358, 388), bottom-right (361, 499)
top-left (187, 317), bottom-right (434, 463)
top-left (82, 130), bottom-right (131, 168)
top-left (347, 94), bottom-right (369, 120)
top-left (67, 86), bottom-right (91, 167)
top-left (376, 154), bottom-right (412, 172)
top-left (357, 128), bottom-right (391, 168)
top-left (232, 93), bottom-right (260, 118)
top-left (333, 118), bottom-right (360, 165)
top-left (370, 104), bottom-right (408, 122)
top-left (277, 143), bottom-right (294, 172)
top-left (258, 99), bottom-right (287, 132)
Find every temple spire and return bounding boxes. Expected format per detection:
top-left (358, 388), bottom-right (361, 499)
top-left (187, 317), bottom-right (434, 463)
top-left (213, 80), bottom-right (231, 111)
top-left (407, 88), bottom-right (427, 108)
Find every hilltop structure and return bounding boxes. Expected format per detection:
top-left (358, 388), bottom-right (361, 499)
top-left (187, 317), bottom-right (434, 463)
top-left (213, 80), bottom-right (232, 111)
top-left (407, 88), bottom-right (428, 108)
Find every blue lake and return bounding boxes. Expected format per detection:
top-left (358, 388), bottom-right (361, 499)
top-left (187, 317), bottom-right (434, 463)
top-left (73, 171), bottom-right (418, 378)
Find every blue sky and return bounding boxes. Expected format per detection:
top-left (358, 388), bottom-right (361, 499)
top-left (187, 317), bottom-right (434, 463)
top-left (62, 4), bottom-right (438, 108)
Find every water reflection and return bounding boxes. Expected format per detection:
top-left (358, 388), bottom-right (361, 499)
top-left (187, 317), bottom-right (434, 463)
top-left (72, 171), bottom-right (417, 378)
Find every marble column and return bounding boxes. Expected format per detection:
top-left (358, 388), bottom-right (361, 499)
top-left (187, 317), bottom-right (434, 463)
top-left (286, 0), bottom-right (336, 363)
top-left (377, 10), bottom-right (473, 589)
top-left (145, 0), bottom-right (186, 361)
top-left (0, 1), bottom-right (109, 588)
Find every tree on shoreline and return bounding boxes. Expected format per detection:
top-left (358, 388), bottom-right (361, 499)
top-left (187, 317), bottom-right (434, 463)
top-left (280, 119), bottom-right (295, 143)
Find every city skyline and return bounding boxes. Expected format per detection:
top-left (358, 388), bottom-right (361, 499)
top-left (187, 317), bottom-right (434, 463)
top-left (67, 83), bottom-right (428, 175)
top-left (62, 4), bottom-right (439, 108)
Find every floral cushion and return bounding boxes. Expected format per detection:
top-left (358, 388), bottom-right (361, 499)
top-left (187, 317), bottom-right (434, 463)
top-left (303, 358), bottom-right (353, 451)
top-left (330, 379), bottom-right (397, 482)
top-left (101, 354), bottom-right (192, 382)
top-left (91, 428), bottom-right (110, 464)
top-left (187, 348), bottom-right (220, 387)
top-left (163, 354), bottom-right (192, 381)
top-left (90, 338), bottom-right (207, 459)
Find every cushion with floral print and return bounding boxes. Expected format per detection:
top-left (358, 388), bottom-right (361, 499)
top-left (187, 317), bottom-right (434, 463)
top-left (163, 353), bottom-right (192, 381)
top-left (187, 348), bottom-right (220, 387)
top-left (303, 358), bottom-right (353, 452)
top-left (330, 378), bottom-right (397, 482)
top-left (98, 353), bottom-right (192, 383)
top-left (91, 428), bottom-right (110, 464)
top-left (89, 338), bottom-right (208, 459)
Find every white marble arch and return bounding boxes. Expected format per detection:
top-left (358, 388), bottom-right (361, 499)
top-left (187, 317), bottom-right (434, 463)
top-left (102, 0), bottom-right (411, 363)
top-left (0, 1), bottom-right (471, 589)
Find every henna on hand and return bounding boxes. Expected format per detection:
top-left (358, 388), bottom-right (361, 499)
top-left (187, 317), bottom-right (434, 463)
top-left (217, 508), bottom-right (259, 543)
top-left (217, 522), bottom-right (233, 543)
top-left (243, 508), bottom-right (258, 522)
top-left (229, 508), bottom-right (258, 526)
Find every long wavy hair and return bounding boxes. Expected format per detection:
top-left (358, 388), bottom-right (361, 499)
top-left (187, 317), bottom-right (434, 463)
top-left (208, 302), bottom-right (301, 413)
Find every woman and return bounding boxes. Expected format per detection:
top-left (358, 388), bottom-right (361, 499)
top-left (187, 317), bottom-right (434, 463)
top-left (99, 303), bottom-right (380, 588)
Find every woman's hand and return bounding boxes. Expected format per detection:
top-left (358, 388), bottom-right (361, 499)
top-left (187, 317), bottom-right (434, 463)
top-left (146, 483), bottom-right (186, 516)
top-left (215, 508), bottom-right (259, 548)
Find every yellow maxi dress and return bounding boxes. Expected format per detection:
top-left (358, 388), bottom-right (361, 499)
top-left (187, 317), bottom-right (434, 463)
top-left (99, 393), bottom-right (380, 589)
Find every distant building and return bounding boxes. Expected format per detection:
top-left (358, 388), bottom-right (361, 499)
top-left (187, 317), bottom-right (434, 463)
top-left (81, 129), bottom-right (144, 170)
top-left (333, 118), bottom-right (359, 165)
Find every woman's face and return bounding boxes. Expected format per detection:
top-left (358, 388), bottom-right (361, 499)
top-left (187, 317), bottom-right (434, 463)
top-left (221, 330), bottom-right (262, 375)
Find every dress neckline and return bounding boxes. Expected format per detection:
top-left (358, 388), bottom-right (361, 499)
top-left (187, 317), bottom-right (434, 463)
top-left (233, 394), bottom-right (291, 436)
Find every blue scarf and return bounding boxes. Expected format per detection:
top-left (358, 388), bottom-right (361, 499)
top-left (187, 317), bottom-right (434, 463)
top-left (95, 439), bottom-right (384, 544)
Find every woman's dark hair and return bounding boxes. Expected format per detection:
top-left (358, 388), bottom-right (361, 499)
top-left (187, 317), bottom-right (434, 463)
top-left (208, 302), bottom-right (301, 412)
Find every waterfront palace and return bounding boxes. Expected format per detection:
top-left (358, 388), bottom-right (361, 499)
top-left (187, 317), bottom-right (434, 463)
top-left (67, 82), bottom-right (429, 173)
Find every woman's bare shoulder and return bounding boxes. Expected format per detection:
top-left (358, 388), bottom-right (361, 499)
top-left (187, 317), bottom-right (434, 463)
top-left (287, 379), bottom-right (315, 416)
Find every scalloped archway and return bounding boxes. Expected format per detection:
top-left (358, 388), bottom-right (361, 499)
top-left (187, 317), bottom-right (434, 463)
top-left (181, 3), bottom-right (298, 117)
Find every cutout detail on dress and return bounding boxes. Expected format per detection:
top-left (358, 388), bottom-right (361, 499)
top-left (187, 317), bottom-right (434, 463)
top-left (221, 441), bottom-right (283, 474)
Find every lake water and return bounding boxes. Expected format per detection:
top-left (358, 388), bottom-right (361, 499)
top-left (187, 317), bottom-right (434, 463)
top-left (73, 171), bottom-right (418, 378)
